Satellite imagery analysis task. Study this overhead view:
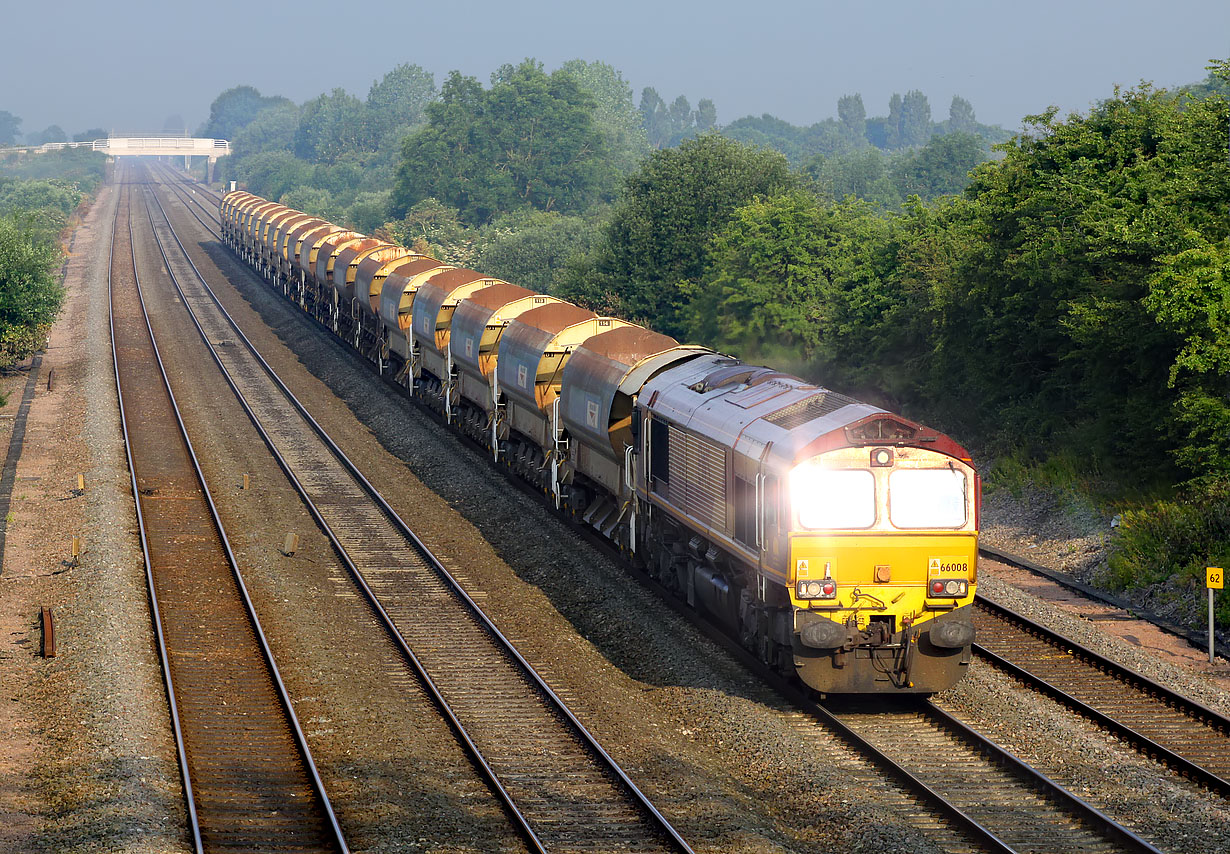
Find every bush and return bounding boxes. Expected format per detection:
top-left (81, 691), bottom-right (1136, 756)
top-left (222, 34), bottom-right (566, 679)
top-left (1105, 484), bottom-right (1230, 629)
top-left (0, 214), bottom-right (63, 378)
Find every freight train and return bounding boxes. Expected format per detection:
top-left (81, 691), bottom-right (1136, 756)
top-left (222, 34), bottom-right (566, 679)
top-left (219, 189), bottom-right (979, 695)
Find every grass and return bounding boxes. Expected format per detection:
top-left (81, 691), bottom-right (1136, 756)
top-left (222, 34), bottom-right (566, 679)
top-left (982, 450), bottom-right (1229, 630)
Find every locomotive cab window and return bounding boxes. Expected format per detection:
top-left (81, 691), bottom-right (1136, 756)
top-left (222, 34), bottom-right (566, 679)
top-left (790, 465), bottom-right (875, 530)
top-left (889, 468), bottom-right (966, 529)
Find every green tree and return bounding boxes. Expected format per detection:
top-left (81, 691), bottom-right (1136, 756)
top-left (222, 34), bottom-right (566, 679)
top-left (346, 190), bottom-right (393, 234)
top-left (31, 125), bottom-right (66, 145)
top-left (806, 148), bottom-right (901, 206)
top-left (0, 214), bottom-right (64, 372)
top-left (478, 210), bottom-right (601, 294)
top-left (884, 93), bottom-right (904, 149)
top-left (900, 90), bottom-right (932, 147)
top-left (723, 114), bottom-right (814, 163)
top-left (669, 95), bottom-right (693, 138)
top-left (558, 134), bottom-right (795, 336)
top-left (695, 99), bottom-right (717, 132)
top-left (278, 186), bottom-right (345, 224)
top-left (235, 150), bottom-right (313, 202)
top-left (1145, 236), bottom-right (1230, 478)
top-left (0, 180), bottom-right (78, 244)
top-left (891, 132), bottom-right (986, 199)
top-left (366, 63), bottom-right (436, 150)
top-left (72, 128), bottom-right (106, 143)
top-left (199, 85), bottom-right (292, 140)
top-left (685, 191), bottom-right (896, 381)
top-left (0, 111), bottom-right (19, 146)
top-left (948, 95), bottom-right (976, 134)
top-left (394, 61), bottom-right (615, 224)
top-left (925, 83), bottom-right (1230, 476)
top-left (639, 87), bottom-right (671, 148)
top-left (231, 102), bottom-right (300, 161)
top-left (558, 59), bottom-right (649, 173)
top-left (294, 88), bottom-right (371, 164)
top-left (837, 94), bottom-right (867, 147)
top-left (393, 198), bottom-right (482, 266)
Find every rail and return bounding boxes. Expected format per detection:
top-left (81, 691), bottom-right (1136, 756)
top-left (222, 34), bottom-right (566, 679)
top-left (112, 174), bottom-right (347, 853)
top-left (147, 166), bottom-right (694, 853)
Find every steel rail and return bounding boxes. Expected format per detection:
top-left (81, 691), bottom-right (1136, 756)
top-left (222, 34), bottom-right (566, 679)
top-left (109, 181), bottom-right (202, 854)
top-left (979, 544), bottom-right (1229, 661)
top-left (921, 701), bottom-right (1163, 854)
top-left (158, 169), bottom-right (1079, 854)
top-left (113, 175), bottom-right (349, 853)
top-left (147, 167), bottom-right (694, 853)
top-left (971, 596), bottom-right (1230, 795)
top-left (144, 178), bottom-right (549, 854)
top-left (164, 169), bottom-right (1175, 853)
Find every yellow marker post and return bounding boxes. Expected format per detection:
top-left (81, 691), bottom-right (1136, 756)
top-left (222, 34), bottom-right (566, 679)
top-left (1208, 567), bottom-right (1223, 664)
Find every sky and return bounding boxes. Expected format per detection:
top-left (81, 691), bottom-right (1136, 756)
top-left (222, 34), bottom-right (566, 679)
top-left (2, 0), bottom-right (1228, 139)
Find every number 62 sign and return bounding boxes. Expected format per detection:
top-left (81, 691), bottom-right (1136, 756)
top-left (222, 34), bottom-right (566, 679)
top-left (1210, 567), bottom-right (1224, 590)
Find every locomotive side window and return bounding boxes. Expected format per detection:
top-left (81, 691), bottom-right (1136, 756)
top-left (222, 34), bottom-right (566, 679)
top-left (649, 417), bottom-right (670, 492)
top-left (734, 476), bottom-right (754, 546)
top-left (790, 465), bottom-right (875, 530)
top-left (889, 469), bottom-right (966, 528)
top-left (763, 475), bottom-right (779, 528)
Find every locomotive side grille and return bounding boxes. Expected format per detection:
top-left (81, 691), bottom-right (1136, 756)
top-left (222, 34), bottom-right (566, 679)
top-left (764, 392), bottom-right (858, 431)
top-left (667, 425), bottom-right (727, 532)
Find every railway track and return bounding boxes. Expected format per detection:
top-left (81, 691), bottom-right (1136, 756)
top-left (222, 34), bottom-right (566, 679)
top-left (141, 166), bottom-right (693, 853)
top-left (980, 545), bottom-right (1230, 663)
top-left (158, 167), bottom-right (1196, 853)
top-left (821, 697), bottom-right (1160, 854)
top-left (111, 173), bottom-right (348, 853)
top-left (972, 596), bottom-right (1230, 794)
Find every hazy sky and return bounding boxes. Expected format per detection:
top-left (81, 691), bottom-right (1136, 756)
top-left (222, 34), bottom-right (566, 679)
top-left (3, 0), bottom-right (1228, 139)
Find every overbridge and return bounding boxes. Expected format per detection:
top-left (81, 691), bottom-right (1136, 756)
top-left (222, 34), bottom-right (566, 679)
top-left (1, 137), bottom-right (231, 179)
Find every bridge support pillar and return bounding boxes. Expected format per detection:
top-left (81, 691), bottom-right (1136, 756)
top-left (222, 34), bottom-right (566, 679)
top-left (207, 156), bottom-right (217, 184)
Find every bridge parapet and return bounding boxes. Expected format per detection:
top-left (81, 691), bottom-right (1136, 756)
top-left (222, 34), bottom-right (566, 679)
top-left (95, 138), bottom-right (230, 156)
top-left (0, 138), bottom-right (230, 157)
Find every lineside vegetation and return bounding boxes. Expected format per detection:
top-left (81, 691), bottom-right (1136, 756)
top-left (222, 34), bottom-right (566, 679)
top-left (204, 57), bottom-right (1230, 632)
top-left (0, 149), bottom-right (101, 386)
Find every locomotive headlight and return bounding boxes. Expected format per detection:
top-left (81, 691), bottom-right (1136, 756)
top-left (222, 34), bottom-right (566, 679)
top-left (790, 462), bottom-right (876, 529)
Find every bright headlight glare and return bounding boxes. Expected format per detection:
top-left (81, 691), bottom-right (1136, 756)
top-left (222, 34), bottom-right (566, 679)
top-left (790, 463), bottom-right (875, 529)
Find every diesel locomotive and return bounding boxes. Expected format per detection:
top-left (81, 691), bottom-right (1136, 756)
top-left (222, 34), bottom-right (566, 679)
top-left (219, 189), bottom-right (978, 694)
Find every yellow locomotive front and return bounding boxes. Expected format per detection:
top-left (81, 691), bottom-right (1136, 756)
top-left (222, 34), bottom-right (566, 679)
top-left (787, 438), bottom-right (978, 694)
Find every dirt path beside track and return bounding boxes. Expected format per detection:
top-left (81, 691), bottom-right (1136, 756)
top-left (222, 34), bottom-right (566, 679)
top-left (0, 184), bottom-right (187, 854)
